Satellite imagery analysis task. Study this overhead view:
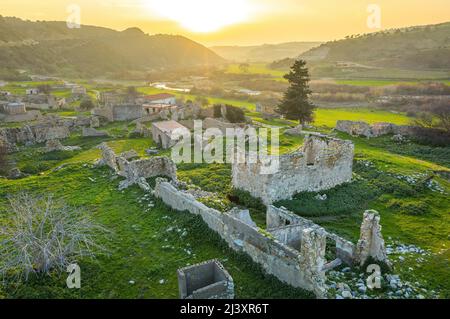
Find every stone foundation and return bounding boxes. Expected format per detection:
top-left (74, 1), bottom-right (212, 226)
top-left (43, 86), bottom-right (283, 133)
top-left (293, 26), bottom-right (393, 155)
top-left (336, 120), bottom-right (415, 138)
top-left (177, 260), bottom-right (234, 299)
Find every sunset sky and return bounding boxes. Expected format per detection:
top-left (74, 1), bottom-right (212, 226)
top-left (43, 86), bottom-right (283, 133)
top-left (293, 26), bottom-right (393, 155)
top-left (1, 0), bottom-right (449, 46)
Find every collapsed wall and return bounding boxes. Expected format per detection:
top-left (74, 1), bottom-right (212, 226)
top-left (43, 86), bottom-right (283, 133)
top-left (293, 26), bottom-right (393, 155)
top-left (0, 114), bottom-right (101, 152)
top-left (150, 179), bottom-right (389, 298)
top-left (97, 142), bottom-right (177, 190)
top-left (335, 120), bottom-right (415, 138)
top-left (154, 179), bottom-right (329, 298)
top-left (232, 134), bottom-right (354, 205)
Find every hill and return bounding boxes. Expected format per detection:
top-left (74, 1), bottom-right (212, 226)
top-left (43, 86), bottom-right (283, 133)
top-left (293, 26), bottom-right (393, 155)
top-left (0, 16), bottom-right (225, 78)
top-left (300, 22), bottom-right (450, 70)
top-left (210, 42), bottom-right (322, 62)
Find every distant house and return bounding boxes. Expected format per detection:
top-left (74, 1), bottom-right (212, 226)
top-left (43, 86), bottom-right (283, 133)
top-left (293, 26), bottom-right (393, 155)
top-left (71, 86), bottom-right (87, 96)
top-left (144, 93), bottom-right (176, 105)
top-left (151, 120), bottom-right (188, 149)
top-left (0, 91), bottom-right (11, 96)
top-left (26, 88), bottom-right (40, 95)
top-left (25, 94), bottom-right (58, 110)
top-left (99, 91), bottom-right (126, 107)
top-left (0, 102), bottom-right (27, 115)
top-left (143, 103), bottom-right (175, 116)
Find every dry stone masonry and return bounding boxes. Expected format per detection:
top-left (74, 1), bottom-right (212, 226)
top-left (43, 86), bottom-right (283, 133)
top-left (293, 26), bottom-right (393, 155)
top-left (153, 180), bottom-right (390, 298)
top-left (45, 139), bottom-right (81, 153)
top-left (232, 134), bottom-right (354, 205)
top-left (336, 120), bottom-right (415, 138)
top-left (177, 260), bottom-right (234, 299)
top-left (96, 142), bottom-right (177, 191)
top-left (355, 210), bottom-right (391, 268)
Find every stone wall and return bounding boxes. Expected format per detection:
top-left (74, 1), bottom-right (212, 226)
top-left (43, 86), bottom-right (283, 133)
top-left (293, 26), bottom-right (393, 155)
top-left (154, 179), bottom-right (328, 298)
top-left (267, 206), bottom-right (356, 266)
top-left (355, 210), bottom-right (391, 268)
top-left (112, 104), bottom-right (144, 121)
top-left (232, 134), bottom-right (354, 205)
top-left (97, 142), bottom-right (177, 190)
top-left (177, 259), bottom-right (234, 299)
top-left (0, 123), bottom-right (70, 147)
top-left (336, 120), bottom-right (415, 138)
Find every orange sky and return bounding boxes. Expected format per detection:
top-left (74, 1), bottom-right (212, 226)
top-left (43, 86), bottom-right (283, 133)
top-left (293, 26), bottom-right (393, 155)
top-left (1, 0), bottom-right (449, 46)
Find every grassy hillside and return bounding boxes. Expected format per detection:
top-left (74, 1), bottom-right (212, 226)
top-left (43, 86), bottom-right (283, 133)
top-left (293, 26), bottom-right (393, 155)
top-left (301, 22), bottom-right (450, 70)
top-left (0, 16), bottom-right (224, 78)
top-left (211, 42), bottom-right (321, 62)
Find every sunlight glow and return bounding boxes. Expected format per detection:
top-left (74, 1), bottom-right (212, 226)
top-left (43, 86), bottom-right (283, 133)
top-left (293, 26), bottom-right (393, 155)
top-left (145, 0), bottom-right (254, 33)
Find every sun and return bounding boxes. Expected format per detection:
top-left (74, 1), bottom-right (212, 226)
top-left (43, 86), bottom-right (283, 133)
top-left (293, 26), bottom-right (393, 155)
top-left (145, 0), bottom-right (253, 33)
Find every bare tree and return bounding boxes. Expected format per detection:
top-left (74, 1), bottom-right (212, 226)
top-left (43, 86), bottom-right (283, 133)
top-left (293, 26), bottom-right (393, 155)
top-left (0, 193), bottom-right (109, 282)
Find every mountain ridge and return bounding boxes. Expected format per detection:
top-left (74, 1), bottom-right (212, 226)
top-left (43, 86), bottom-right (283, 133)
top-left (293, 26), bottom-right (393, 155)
top-left (299, 21), bottom-right (450, 70)
top-left (0, 16), bottom-right (225, 77)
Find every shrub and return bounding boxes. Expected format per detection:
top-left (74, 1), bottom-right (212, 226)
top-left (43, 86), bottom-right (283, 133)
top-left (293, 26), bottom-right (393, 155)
top-left (276, 180), bottom-right (378, 217)
top-left (213, 104), bottom-right (222, 118)
top-left (228, 188), bottom-right (266, 212)
top-left (79, 98), bottom-right (95, 111)
top-left (21, 162), bottom-right (51, 174)
top-left (41, 150), bottom-right (77, 161)
top-left (387, 198), bottom-right (431, 216)
top-left (409, 126), bottom-right (450, 147)
top-left (0, 193), bottom-right (108, 282)
top-left (224, 104), bottom-right (246, 123)
top-left (0, 142), bottom-right (9, 175)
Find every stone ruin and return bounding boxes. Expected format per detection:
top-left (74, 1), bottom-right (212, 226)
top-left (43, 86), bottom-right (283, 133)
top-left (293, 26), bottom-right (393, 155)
top-left (177, 260), bottom-right (234, 299)
top-left (45, 139), bottom-right (81, 153)
top-left (232, 134), bottom-right (354, 205)
top-left (153, 178), bottom-right (390, 298)
top-left (96, 142), bottom-right (177, 191)
top-left (0, 114), bottom-right (103, 153)
top-left (355, 210), bottom-right (391, 268)
top-left (335, 120), bottom-right (414, 138)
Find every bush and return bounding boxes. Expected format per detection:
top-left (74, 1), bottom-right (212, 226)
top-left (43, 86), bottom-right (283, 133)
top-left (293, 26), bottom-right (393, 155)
top-left (79, 98), bottom-right (95, 111)
top-left (0, 143), bottom-right (9, 175)
top-left (0, 193), bottom-right (108, 282)
top-left (228, 188), bottom-right (266, 212)
top-left (276, 180), bottom-right (377, 217)
top-left (41, 150), bottom-right (77, 161)
top-left (213, 104), bottom-right (222, 118)
top-left (387, 198), bottom-right (431, 216)
top-left (224, 104), bottom-right (246, 123)
top-left (21, 162), bottom-right (51, 174)
top-left (409, 126), bottom-right (450, 147)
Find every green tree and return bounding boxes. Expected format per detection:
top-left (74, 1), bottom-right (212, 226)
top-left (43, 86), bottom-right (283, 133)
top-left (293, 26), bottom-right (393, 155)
top-left (37, 84), bottom-right (52, 95)
top-left (79, 98), bottom-right (95, 111)
top-left (276, 59), bottom-right (315, 124)
top-left (0, 142), bottom-right (9, 175)
top-left (126, 86), bottom-right (138, 98)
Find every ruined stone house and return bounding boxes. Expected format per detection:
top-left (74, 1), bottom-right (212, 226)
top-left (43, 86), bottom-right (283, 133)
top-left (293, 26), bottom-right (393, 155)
top-left (335, 120), bottom-right (415, 138)
top-left (151, 120), bottom-right (189, 149)
top-left (154, 178), bottom-right (390, 298)
top-left (232, 134), bottom-right (355, 205)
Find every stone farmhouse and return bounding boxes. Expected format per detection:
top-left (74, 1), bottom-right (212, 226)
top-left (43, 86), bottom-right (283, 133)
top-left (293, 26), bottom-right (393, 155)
top-left (152, 120), bottom-right (188, 149)
top-left (232, 134), bottom-right (355, 205)
top-left (143, 93), bottom-right (176, 105)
